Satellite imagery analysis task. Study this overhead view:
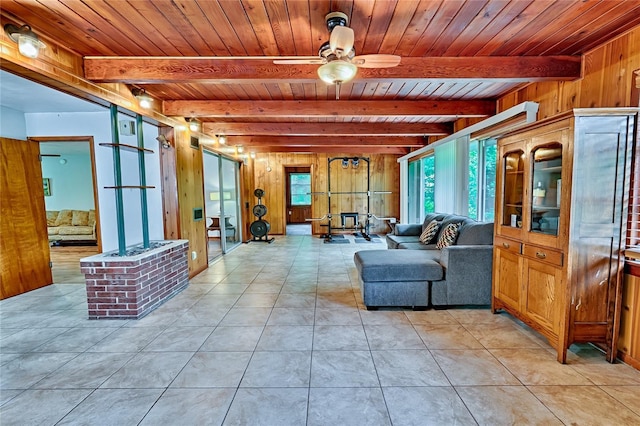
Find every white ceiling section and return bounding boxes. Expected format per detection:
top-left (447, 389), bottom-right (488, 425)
top-left (0, 70), bottom-right (105, 113)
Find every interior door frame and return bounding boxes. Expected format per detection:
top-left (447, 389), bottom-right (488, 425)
top-left (283, 164), bottom-right (313, 233)
top-left (29, 136), bottom-right (102, 253)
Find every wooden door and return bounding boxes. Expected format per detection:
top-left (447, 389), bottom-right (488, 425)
top-left (0, 137), bottom-right (52, 298)
top-left (492, 236), bottom-right (523, 312)
top-left (522, 256), bottom-right (563, 338)
top-left (569, 114), bottom-right (634, 359)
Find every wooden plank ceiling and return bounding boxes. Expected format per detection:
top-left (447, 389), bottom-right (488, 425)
top-left (2, 0), bottom-right (639, 154)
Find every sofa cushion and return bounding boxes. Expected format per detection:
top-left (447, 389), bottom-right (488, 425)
top-left (57, 225), bottom-right (94, 235)
top-left (436, 223), bottom-right (461, 249)
top-left (48, 227), bottom-right (59, 235)
top-left (88, 209), bottom-right (96, 227)
top-left (72, 210), bottom-right (89, 226)
top-left (354, 250), bottom-right (443, 282)
top-left (54, 209), bottom-right (73, 226)
top-left (457, 221), bottom-right (494, 245)
top-left (419, 220), bottom-right (440, 244)
top-left (46, 211), bottom-right (59, 226)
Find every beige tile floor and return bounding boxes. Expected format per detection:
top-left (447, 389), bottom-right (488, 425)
top-left (1, 235), bottom-right (639, 425)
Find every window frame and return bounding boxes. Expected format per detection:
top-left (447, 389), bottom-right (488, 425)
top-left (289, 172), bottom-right (311, 206)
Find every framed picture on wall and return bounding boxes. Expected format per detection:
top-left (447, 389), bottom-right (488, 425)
top-left (43, 178), bottom-right (51, 196)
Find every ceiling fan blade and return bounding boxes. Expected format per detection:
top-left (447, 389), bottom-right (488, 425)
top-left (352, 54), bottom-right (401, 68)
top-left (330, 26), bottom-right (354, 57)
top-left (273, 58), bottom-right (325, 65)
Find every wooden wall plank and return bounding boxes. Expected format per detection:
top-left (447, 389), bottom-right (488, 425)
top-left (176, 130), bottom-right (207, 277)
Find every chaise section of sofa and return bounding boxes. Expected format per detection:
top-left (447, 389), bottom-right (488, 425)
top-left (359, 213), bottom-right (494, 309)
top-left (47, 209), bottom-right (97, 244)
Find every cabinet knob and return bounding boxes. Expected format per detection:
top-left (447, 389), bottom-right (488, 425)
top-left (536, 252), bottom-right (546, 259)
top-left (502, 242), bottom-right (510, 249)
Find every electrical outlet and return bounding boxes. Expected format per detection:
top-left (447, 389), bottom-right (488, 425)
top-left (119, 120), bottom-right (135, 136)
top-left (191, 251), bottom-right (197, 260)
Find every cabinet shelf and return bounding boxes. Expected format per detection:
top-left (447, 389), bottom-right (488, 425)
top-left (532, 206), bottom-right (559, 211)
top-left (99, 143), bottom-right (154, 154)
top-left (104, 185), bottom-right (156, 189)
top-left (537, 166), bottom-right (562, 172)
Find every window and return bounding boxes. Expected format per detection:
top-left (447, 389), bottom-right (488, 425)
top-left (468, 138), bottom-right (497, 221)
top-left (628, 146), bottom-right (640, 249)
top-left (407, 154), bottom-right (435, 223)
top-left (290, 173), bottom-right (311, 206)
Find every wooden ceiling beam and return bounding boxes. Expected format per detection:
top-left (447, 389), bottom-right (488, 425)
top-left (234, 146), bottom-right (411, 155)
top-left (84, 56), bottom-right (581, 83)
top-left (225, 136), bottom-right (425, 147)
top-left (202, 122), bottom-right (452, 136)
top-left (169, 100), bottom-right (494, 118)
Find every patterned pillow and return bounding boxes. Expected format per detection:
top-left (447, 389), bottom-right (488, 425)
top-left (72, 210), bottom-right (89, 226)
top-left (436, 223), bottom-right (461, 249)
top-left (54, 209), bottom-right (73, 226)
top-left (419, 220), bottom-right (441, 244)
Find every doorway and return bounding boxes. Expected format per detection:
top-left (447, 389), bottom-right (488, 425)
top-left (285, 166), bottom-right (312, 235)
top-left (203, 150), bottom-right (242, 263)
top-left (37, 137), bottom-right (100, 283)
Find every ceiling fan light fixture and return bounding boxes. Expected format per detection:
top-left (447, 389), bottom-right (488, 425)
top-left (317, 60), bottom-right (357, 85)
top-left (4, 23), bottom-right (46, 58)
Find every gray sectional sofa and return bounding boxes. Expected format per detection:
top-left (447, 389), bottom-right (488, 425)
top-left (354, 213), bottom-right (494, 309)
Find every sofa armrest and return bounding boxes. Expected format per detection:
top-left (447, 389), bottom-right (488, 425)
top-left (394, 223), bottom-right (422, 236)
top-left (435, 245), bottom-right (494, 305)
top-left (439, 245), bottom-right (493, 273)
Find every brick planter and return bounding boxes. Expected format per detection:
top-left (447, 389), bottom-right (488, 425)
top-left (80, 240), bottom-right (189, 319)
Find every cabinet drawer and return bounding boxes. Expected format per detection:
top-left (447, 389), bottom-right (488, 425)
top-left (494, 236), bottom-right (522, 254)
top-left (523, 245), bottom-right (563, 267)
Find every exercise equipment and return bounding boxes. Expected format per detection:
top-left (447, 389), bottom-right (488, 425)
top-left (306, 156), bottom-right (396, 243)
top-left (250, 188), bottom-right (275, 243)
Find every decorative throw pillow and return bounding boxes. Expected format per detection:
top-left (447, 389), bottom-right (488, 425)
top-left (72, 210), bottom-right (89, 226)
top-left (54, 209), bottom-right (73, 226)
top-left (46, 211), bottom-right (59, 226)
top-left (436, 222), bottom-right (461, 249)
top-left (88, 209), bottom-right (96, 227)
top-left (419, 220), bottom-right (441, 244)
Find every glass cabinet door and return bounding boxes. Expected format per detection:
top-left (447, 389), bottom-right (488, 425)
top-left (530, 143), bottom-right (562, 236)
top-left (502, 149), bottom-right (525, 229)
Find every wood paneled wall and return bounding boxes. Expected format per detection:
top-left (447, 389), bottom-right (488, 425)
top-left (244, 153), bottom-right (400, 236)
top-left (173, 130), bottom-right (208, 277)
top-left (497, 27), bottom-right (640, 116)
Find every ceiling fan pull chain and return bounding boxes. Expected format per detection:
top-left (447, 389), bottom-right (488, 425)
top-left (336, 81), bottom-right (341, 100)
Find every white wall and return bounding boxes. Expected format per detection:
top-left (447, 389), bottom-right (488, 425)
top-left (41, 152), bottom-right (94, 211)
top-left (0, 106), bottom-right (27, 140)
top-left (25, 111), bottom-right (164, 252)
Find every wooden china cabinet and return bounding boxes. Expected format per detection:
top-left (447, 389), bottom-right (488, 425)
top-left (492, 109), bottom-right (637, 363)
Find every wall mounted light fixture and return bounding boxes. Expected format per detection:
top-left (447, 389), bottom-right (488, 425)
top-left (218, 135), bottom-right (227, 145)
top-left (156, 135), bottom-right (171, 149)
top-left (4, 23), bottom-right (46, 58)
top-left (132, 88), bottom-right (153, 108)
top-left (188, 118), bottom-right (200, 132)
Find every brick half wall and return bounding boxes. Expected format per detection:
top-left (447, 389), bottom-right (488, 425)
top-left (80, 240), bottom-right (189, 319)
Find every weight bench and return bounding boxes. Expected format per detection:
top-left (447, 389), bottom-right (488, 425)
top-left (354, 250), bottom-right (443, 310)
top-left (340, 212), bottom-right (359, 229)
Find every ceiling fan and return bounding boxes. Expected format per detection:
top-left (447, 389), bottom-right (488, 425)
top-left (274, 12), bottom-right (401, 99)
